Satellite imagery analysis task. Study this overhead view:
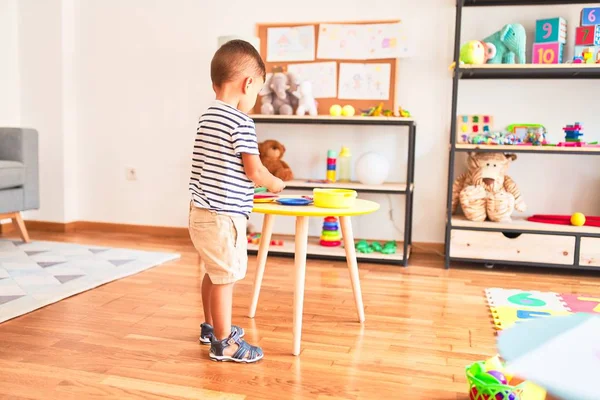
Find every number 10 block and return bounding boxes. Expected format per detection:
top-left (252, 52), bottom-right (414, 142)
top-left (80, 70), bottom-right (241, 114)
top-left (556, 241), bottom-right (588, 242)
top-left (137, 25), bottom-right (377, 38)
top-left (532, 42), bottom-right (564, 64)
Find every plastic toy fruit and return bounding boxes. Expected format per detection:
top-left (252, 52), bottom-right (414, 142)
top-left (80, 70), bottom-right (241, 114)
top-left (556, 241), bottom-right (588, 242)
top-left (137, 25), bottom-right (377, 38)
top-left (341, 105), bottom-right (355, 117)
top-left (487, 370), bottom-right (507, 385)
top-left (571, 212), bottom-right (586, 226)
top-left (330, 104), bottom-right (342, 117)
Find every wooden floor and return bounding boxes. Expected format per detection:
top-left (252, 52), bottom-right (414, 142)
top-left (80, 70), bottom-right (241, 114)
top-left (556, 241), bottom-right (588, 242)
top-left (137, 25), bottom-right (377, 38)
top-left (1, 230), bottom-right (599, 400)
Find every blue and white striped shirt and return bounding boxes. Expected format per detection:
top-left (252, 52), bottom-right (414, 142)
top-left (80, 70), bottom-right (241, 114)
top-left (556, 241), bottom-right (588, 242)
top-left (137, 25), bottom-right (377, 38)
top-left (189, 100), bottom-right (259, 218)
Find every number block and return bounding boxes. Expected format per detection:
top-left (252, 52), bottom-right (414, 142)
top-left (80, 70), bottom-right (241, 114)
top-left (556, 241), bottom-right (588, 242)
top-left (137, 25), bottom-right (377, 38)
top-left (532, 42), bottom-right (564, 64)
top-left (575, 25), bottom-right (600, 46)
top-left (581, 7), bottom-right (600, 26)
top-left (535, 17), bottom-right (567, 43)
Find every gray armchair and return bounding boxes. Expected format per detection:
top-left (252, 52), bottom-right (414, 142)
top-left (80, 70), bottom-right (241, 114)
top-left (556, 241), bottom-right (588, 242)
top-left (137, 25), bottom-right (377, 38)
top-left (0, 128), bottom-right (39, 242)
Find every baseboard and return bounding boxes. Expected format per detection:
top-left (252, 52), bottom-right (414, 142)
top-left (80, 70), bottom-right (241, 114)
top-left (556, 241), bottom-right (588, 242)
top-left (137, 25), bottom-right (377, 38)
top-left (18, 219), bottom-right (444, 254)
top-left (0, 222), bottom-right (14, 234)
top-left (24, 220), bottom-right (188, 237)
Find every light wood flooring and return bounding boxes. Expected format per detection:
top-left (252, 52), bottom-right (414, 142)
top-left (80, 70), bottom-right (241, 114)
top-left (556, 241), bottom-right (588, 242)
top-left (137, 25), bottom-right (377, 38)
top-left (1, 230), bottom-right (599, 400)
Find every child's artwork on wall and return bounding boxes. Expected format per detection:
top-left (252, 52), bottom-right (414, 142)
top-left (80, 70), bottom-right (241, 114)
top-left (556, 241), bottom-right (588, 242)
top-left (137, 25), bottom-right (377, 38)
top-left (317, 22), bottom-right (411, 60)
top-left (266, 25), bottom-right (315, 62)
top-left (286, 62), bottom-right (337, 98)
top-left (338, 63), bottom-right (391, 100)
top-left (364, 22), bottom-right (412, 59)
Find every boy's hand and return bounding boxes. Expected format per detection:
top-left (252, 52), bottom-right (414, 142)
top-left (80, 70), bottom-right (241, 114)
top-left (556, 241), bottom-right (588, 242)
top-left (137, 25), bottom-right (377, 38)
top-left (268, 178), bottom-right (286, 194)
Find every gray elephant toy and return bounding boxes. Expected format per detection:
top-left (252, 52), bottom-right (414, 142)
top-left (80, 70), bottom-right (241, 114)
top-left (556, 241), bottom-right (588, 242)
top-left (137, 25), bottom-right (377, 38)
top-left (483, 23), bottom-right (526, 64)
top-left (260, 72), bottom-right (299, 115)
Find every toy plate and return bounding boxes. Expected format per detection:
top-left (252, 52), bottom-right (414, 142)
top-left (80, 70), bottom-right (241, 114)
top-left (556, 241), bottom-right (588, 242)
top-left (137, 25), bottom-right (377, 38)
top-left (276, 198), bottom-right (313, 206)
top-left (254, 194), bottom-right (278, 203)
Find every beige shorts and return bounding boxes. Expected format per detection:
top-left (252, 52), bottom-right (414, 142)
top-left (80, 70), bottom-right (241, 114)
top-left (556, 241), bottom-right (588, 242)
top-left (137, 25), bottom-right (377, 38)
top-left (188, 203), bottom-right (248, 285)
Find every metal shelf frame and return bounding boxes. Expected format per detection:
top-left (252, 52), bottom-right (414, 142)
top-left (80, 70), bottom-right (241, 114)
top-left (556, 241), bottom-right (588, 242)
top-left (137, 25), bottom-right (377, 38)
top-left (444, 0), bottom-right (600, 271)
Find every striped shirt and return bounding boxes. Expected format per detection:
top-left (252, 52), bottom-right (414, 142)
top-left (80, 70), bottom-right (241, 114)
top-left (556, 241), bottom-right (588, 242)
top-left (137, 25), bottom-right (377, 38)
top-left (189, 100), bottom-right (259, 218)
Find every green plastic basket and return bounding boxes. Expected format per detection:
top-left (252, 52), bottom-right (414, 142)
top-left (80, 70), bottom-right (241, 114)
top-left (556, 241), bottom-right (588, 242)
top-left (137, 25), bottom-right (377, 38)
top-left (466, 362), bottom-right (527, 400)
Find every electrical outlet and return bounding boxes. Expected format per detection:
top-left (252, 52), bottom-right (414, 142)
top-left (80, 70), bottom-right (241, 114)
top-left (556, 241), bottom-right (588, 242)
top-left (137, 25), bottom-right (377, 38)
top-left (126, 167), bottom-right (137, 181)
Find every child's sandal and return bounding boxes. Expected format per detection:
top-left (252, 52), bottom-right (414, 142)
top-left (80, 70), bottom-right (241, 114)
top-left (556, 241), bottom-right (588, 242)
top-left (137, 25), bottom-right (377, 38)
top-left (209, 330), bottom-right (263, 363)
top-left (199, 322), bottom-right (245, 345)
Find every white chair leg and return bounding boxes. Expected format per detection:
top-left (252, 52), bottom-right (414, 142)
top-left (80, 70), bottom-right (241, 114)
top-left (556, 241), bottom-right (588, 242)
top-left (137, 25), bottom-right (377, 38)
top-left (340, 216), bottom-right (365, 323)
top-left (248, 214), bottom-right (275, 318)
top-left (293, 216), bottom-right (309, 356)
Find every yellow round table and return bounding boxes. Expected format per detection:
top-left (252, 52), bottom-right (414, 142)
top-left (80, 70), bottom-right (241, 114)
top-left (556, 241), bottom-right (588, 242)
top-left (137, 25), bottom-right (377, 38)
top-left (248, 198), bottom-right (380, 356)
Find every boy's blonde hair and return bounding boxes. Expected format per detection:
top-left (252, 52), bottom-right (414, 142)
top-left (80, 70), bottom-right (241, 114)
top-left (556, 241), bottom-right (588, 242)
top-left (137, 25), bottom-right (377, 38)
top-left (211, 40), bottom-right (266, 88)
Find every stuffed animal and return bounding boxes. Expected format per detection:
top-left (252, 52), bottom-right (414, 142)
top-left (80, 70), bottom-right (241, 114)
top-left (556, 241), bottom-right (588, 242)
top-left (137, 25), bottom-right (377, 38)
top-left (260, 72), bottom-right (299, 115)
top-left (483, 23), bottom-right (527, 64)
top-left (460, 40), bottom-right (497, 64)
top-left (452, 152), bottom-right (526, 222)
top-left (258, 140), bottom-right (294, 181)
top-left (295, 81), bottom-right (318, 116)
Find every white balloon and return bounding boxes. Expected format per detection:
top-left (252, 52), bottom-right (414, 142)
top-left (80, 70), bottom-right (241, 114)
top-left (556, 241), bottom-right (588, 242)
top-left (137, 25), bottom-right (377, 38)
top-left (355, 152), bottom-right (390, 185)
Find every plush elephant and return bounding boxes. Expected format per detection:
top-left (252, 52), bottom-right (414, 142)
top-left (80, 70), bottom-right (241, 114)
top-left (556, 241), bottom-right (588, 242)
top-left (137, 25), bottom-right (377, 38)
top-left (483, 23), bottom-right (526, 64)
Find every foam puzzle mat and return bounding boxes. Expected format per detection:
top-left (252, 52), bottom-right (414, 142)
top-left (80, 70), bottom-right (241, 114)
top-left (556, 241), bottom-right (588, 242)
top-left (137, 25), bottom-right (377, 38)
top-left (485, 288), bottom-right (600, 330)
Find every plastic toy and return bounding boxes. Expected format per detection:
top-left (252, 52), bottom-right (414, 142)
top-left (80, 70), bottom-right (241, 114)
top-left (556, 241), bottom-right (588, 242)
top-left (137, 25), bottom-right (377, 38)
top-left (326, 150), bottom-right (337, 183)
top-left (535, 17), bottom-right (567, 44)
top-left (571, 212), bottom-right (586, 226)
top-left (313, 189), bottom-right (357, 209)
top-left (341, 105), bottom-right (355, 117)
top-left (355, 240), bottom-right (396, 254)
top-left (356, 240), bottom-right (374, 253)
top-left (397, 106), bottom-right (411, 118)
top-left (483, 23), bottom-right (527, 64)
top-left (294, 81), bottom-right (318, 117)
top-left (337, 146), bottom-right (352, 182)
top-left (329, 104), bottom-right (342, 116)
top-left (247, 232), bottom-right (284, 246)
top-left (466, 356), bottom-right (535, 400)
top-left (458, 115), bottom-right (494, 137)
top-left (505, 124), bottom-right (548, 146)
top-left (563, 122), bottom-right (584, 143)
top-left (320, 217), bottom-right (342, 247)
top-left (276, 198), bottom-right (312, 206)
top-left (361, 102), bottom-right (395, 117)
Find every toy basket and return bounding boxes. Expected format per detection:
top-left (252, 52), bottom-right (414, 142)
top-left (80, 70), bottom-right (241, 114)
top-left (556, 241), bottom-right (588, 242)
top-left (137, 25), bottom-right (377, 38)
top-left (466, 362), bottom-right (527, 400)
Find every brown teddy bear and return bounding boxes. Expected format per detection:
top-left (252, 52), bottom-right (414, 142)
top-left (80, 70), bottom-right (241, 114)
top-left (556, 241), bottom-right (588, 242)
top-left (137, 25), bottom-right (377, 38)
top-left (452, 152), bottom-right (526, 222)
top-left (258, 140), bottom-right (294, 181)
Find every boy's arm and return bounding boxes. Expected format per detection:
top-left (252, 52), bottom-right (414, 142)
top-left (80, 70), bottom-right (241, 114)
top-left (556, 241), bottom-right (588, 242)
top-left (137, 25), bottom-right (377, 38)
top-left (232, 121), bottom-right (285, 194)
top-left (241, 153), bottom-right (285, 193)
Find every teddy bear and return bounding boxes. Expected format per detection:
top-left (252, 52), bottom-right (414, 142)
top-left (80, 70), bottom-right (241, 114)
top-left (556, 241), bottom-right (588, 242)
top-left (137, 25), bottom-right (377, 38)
top-left (258, 140), bottom-right (294, 181)
top-left (260, 72), bottom-right (299, 115)
top-left (452, 152), bottom-right (526, 222)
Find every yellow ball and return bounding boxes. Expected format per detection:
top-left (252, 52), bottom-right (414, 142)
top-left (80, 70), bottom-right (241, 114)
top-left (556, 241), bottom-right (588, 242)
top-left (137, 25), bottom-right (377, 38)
top-left (571, 212), bottom-right (586, 226)
top-left (341, 105), bottom-right (355, 117)
top-left (329, 104), bottom-right (342, 117)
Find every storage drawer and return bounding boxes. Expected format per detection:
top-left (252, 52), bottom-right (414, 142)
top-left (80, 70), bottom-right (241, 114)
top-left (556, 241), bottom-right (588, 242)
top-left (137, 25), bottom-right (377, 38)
top-left (450, 229), bottom-right (575, 265)
top-left (580, 237), bottom-right (600, 267)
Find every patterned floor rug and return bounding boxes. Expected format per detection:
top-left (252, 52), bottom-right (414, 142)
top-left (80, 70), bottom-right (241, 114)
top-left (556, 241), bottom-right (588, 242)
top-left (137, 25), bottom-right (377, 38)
top-left (485, 288), bottom-right (600, 331)
top-left (0, 239), bottom-right (180, 323)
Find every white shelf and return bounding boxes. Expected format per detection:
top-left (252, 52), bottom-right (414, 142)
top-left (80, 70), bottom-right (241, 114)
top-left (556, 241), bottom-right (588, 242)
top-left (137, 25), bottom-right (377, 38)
top-left (452, 215), bottom-right (600, 235)
top-left (456, 144), bottom-right (600, 154)
top-left (249, 114), bottom-right (414, 125)
top-left (284, 179), bottom-right (412, 194)
top-left (247, 235), bottom-right (406, 263)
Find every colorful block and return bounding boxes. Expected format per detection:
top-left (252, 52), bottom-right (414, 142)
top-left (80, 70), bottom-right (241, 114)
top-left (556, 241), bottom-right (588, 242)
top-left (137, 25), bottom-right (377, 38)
top-left (581, 7), bottom-right (600, 26)
top-left (535, 17), bottom-right (567, 44)
top-left (575, 25), bottom-right (600, 46)
top-left (574, 45), bottom-right (600, 63)
top-left (456, 115), bottom-right (494, 142)
top-left (532, 42), bottom-right (564, 64)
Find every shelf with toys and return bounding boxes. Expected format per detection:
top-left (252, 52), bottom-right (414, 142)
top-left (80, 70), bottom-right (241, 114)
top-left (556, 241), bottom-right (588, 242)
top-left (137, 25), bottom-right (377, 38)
top-left (464, 0), bottom-right (600, 7)
top-left (446, 2), bottom-right (600, 273)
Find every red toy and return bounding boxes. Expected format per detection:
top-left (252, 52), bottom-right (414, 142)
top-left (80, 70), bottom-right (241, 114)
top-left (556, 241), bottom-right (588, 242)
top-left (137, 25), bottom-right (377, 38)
top-left (527, 214), bottom-right (600, 227)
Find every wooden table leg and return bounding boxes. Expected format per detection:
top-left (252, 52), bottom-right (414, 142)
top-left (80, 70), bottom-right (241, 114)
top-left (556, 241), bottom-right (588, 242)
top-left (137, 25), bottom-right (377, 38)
top-left (340, 216), bottom-right (365, 323)
top-left (249, 214), bottom-right (275, 318)
top-left (293, 216), bottom-right (309, 356)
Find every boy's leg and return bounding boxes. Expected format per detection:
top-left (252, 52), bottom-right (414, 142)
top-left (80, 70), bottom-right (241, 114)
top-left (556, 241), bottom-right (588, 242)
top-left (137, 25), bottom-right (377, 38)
top-left (201, 272), bottom-right (214, 326)
top-left (210, 282), bottom-right (234, 341)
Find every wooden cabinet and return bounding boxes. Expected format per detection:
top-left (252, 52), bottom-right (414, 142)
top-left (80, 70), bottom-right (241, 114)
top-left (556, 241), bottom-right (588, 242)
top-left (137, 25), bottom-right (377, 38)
top-left (579, 237), bottom-right (600, 268)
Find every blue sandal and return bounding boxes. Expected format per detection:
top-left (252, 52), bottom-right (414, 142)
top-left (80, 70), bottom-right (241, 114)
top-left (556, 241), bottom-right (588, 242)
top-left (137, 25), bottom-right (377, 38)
top-left (199, 322), bottom-right (245, 345)
top-left (209, 329), bottom-right (263, 363)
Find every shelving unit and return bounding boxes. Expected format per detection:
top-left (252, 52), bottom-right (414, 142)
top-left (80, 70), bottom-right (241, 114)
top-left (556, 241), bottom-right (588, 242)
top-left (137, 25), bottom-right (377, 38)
top-left (445, 0), bottom-right (600, 271)
top-left (250, 114), bottom-right (417, 266)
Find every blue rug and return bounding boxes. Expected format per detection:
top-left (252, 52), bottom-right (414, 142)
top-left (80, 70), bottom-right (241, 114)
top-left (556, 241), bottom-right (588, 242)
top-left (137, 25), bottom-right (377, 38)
top-left (0, 239), bottom-right (180, 323)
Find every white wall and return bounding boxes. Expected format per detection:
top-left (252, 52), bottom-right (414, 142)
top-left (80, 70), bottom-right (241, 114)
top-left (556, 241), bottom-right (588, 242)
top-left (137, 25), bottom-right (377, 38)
top-left (0, 0), bottom-right (20, 126)
top-left (14, 0), bottom-right (600, 243)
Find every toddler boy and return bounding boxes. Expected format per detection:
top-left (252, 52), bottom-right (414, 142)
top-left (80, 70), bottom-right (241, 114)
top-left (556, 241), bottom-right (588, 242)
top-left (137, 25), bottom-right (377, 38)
top-left (188, 39), bottom-right (285, 363)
